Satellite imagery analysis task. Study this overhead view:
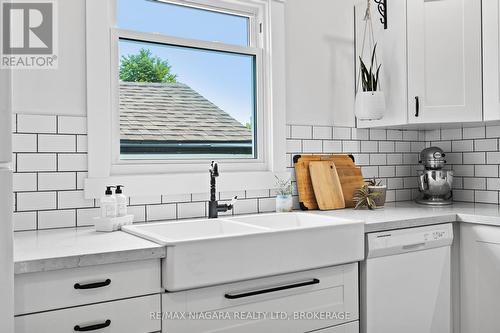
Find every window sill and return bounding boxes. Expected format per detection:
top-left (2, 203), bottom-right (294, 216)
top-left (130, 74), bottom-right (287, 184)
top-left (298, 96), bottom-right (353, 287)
top-left (84, 170), bottom-right (284, 199)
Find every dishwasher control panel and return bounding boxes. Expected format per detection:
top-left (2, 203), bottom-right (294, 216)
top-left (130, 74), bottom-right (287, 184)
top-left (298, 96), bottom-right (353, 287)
top-left (366, 223), bottom-right (453, 259)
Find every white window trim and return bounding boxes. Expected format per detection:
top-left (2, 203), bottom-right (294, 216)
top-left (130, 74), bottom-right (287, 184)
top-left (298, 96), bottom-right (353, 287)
top-left (85, 0), bottom-right (286, 198)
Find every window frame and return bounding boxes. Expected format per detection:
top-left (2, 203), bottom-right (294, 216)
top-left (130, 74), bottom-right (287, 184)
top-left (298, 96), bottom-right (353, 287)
top-left (85, 0), bottom-right (286, 198)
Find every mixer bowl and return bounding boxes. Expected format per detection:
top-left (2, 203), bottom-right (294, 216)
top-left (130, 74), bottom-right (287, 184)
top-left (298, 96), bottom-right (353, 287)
top-left (417, 170), bottom-right (453, 197)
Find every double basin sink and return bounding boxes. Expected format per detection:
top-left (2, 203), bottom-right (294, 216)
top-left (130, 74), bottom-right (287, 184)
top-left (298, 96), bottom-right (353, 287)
top-left (122, 212), bottom-right (364, 291)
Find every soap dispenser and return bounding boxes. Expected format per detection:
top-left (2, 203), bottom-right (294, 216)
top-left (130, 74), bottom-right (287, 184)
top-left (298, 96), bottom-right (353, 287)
top-left (100, 186), bottom-right (117, 218)
top-left (115, 185), bottom-right (127, 217)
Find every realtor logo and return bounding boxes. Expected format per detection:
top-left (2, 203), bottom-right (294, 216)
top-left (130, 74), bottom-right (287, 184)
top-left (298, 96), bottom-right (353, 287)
top-left (1, 0), bottom-right (57, 69)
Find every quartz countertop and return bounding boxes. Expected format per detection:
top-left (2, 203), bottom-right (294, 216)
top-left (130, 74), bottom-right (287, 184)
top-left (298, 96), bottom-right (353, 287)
top-left (14, 201), bottom-right (500, 275)
top-left (313, 201), bottom-right (500, 232)
top-left (14, 227), bottom-right (166, 274)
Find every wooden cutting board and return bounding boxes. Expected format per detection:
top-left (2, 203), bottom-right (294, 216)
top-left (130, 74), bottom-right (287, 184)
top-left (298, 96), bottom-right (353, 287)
top-left (309, 161), bottom-right (345, 210)
top-left (294, 154), bottom-right (361, 209)
top-left (335, 167), bottom-right (365, 208)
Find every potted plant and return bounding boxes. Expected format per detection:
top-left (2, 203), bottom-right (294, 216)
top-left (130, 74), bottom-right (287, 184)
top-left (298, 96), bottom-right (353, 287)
top-left (353, 185), bottom-right (380, 210)
top-left (275, 175), bottom-right (293, 212)
top-left (366, 178), bottom-right (387, 207)
top-left (355, 44), bottom-right (386, 120)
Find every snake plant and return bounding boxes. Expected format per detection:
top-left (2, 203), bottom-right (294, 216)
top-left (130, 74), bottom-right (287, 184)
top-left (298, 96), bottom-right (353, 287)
top-left (353, 185), bottom-right (381, 210)
top-left (359, 44), bottom-right (381, 92)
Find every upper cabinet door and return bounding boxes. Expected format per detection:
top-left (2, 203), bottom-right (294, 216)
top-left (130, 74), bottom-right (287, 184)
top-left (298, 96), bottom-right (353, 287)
top-left (483, 0), bottom-right (500, 121)
top-left (407, 0), bottom-right (482, 124)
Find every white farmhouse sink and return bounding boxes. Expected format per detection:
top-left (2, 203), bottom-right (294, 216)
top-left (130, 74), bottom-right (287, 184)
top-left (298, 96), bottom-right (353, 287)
top-left (122, 213), bottom-right (364, 291)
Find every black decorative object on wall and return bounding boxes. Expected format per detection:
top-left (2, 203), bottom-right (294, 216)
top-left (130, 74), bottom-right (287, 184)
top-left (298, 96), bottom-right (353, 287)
top-left (374, 0), bottom-right (387, 29)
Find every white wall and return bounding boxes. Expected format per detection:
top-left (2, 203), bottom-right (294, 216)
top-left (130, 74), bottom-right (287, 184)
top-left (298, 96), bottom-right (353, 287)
top-left (285, 0), bottom-right (355, 127)
top-left (12, 0), bottom-right (356, 126)
top-left (12, 0), bottom-right (86, 116)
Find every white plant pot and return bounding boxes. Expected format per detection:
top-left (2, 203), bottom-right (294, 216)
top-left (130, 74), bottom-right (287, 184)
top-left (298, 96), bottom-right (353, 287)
top-left (355, 91), bottom-right (386, 120)
top-left (276, 194), bottom-right (293, 212)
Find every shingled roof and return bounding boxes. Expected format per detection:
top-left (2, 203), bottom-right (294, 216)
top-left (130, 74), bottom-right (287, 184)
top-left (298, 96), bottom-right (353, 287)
top-left (119, 81), bottom-right (252, 143)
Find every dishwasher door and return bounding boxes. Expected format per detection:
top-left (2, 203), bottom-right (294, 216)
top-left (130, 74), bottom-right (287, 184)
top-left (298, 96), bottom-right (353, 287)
top-left (361, 223), bottom-right (453, 333)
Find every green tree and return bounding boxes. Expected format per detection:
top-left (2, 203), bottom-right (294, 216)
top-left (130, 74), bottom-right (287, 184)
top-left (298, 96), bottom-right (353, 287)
top-left (119, 48), bottom-right (177, 83)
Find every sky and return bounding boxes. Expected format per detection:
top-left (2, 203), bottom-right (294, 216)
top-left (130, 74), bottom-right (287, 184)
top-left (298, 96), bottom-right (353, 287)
top-left (117, 0), bottom-right (255, 126)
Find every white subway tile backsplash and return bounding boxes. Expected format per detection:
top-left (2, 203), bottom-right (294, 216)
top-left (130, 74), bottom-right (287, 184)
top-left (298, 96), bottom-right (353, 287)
top-left (286, 139), bottom-right (301, 152)
top-left (370, 129), bottom-right (386, 140)
top-left (402, 130), bottom-right (419, 141)
top-left (452, 140), bottom-right (473, 152)
top-left (342, 141), bottom-right (360, 153)
top-left (12, 134), bottom-right (37, 152)
top-left (463, 177), bottom-right (486, 190)
top-left (13, 173), bottom-right (37, 192)
top-left (312, 126), bottom-right (332, 140)
top-left (333, 127), bottom-right (351, 140)
top-left (395, 142), bottom-right (410, 153)
top-left (454, 165), bottom-right (475, 177)
top-left (302, 140), bottom-right (322, 153)
top-left (323, 140), bottom-right (342, 153)
top-left (369, 154), bottom-right (386, 165)
top-left (387, 154), bottom-right (403, 165)
top-left (178, 202), bottom-right (205, 219)
top-left (246, 189), bottom-right (270, 199)
top-left (463, 152), bottom-right (486, 165)
top-left (475, 139), bottom-right (498, 151)
top-left (432, 141), bottom-right (452, 152)
top-left (13, 212), bottom-right (37, 231)
top-left (17, 115), bottom-right (56, 133)
top-left (351, 128), bottom-right (369, 140)
top-left (76, 172), bottom-right (87, 190)
top-left (378, 141), bottom-right (395, 153)
top-left (446, 152), bottom-right (463, 165)
top-left (387, 130), bottom-right (403, 140)
top-left (130, 195), bottom-right (162, 205)
top-left (162, 194), bottom-right (191, 203)
top-left (76, 135), bottom-right (88, 152)
top-left (486, 126), bottom-right (500, 138)
top-left (463, 127), bottom-right (485, 139)
top-left (487, 178), bottom-right (500, 191)
top-left (147, 204), bottom-right (176, 221)
top-left (38, 134), bottom-right (75, 152)
top-left (38, 210), bottom-right (76, 229)
top-left (40, 172), bottom-right (77, 191)
top-left (233, 199), bottom-right (258, 215)
top-left (487, 152), bottom-right (500, 164)
top-left (58, 154), bottom-right (87, 171)
top-left (127, 205), bottom-right (146, 222)
top-left (291, 125), bottom-right (312, 139)
top-left (441, 128), bottom-right (462, 141)
top-left (379, 166), bottom-right (396, 177)
top-left (361, 141), bottom-right (378, 153)
top-left (17, 192), bottom-right (56, 211)
top-left (258, 197), bottom-right (275, 213)
top-left (58, 191), bottom-right (94, 209)
top-left (475, 191), bottom-right (498, 204)
top-left (453, 189), bottom-right (474, 202)
top-left (58, 116), bottom-right (87, 134)
top-left (76, 208), bottom-right (100, 227)
top-left (475, 165), bottom-right (498, 178)
top-left (17, 154), bottom-right (56, 172)
top-left (425, 129), bottom-right (441, 142)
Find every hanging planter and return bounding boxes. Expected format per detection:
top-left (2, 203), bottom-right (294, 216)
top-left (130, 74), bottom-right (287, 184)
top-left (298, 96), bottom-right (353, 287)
top-left (355, 1), bottom-right (386, 120)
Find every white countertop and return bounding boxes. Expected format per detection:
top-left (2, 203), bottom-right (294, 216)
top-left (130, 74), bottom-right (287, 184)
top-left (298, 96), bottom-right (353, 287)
top-left (14, 227), bottom-right (166, 274)
top-left (313, 201), bottom-right (500, 232)
top-left (14, 201), bottom-right (500, 275)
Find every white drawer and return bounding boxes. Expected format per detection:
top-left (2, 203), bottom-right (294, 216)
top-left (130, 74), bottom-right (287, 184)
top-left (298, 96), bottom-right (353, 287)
top-left (311, 321), bottom-right (359, 333)
top-left (15, 294), bottom-right (160, 333)
top-left (163, 263), bottom-right (358, 333)
top-left (15, 259), bottom-right (161, 315)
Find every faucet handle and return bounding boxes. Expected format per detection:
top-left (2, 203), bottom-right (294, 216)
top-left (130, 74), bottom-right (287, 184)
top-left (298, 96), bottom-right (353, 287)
top-left (229, 196), bottom-right (238, 206)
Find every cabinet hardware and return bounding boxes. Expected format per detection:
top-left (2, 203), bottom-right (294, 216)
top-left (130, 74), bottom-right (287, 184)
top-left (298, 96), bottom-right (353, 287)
top-left (415, 96), bottom-right (420, 117)
top-left (224, 278), bottom-right (320, 299)
top-left (74, 279), bottom-right (111, 290)
top-left (74, 319), bottom-right (111, 331)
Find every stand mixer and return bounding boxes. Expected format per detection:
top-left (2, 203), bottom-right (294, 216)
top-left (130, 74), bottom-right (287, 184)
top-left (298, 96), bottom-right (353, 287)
top-left (416, 147), bottom-right (453, 205)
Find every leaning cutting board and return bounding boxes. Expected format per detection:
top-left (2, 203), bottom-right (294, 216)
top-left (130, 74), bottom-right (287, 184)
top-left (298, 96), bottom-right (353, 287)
top-left (309, 161), bottom-right (345, 210)
top-left (294, 154), bottom-right (364, 209)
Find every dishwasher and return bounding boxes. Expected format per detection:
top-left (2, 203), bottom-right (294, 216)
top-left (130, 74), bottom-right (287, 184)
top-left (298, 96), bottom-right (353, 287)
top-left (360, 223), bottom-right (453, 333)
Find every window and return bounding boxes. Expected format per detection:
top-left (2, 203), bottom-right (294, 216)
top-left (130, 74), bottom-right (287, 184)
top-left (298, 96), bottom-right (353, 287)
top-left (115, 0), bottom-right (260, 160)
top-left (85, 0), bottom-right (286, 197)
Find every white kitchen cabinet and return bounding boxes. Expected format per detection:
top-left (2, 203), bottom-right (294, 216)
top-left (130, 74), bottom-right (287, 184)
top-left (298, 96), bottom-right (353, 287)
top-left (162, 263), bottom-right (359, 333)
top-left (482, 0), bottom-right (500, 121)
top-left (356, 0), bottom-right (482, 127)
top-left (460, 224), bottom-right (500, 333)
top-left (15, 294), bottom-right (161, 333)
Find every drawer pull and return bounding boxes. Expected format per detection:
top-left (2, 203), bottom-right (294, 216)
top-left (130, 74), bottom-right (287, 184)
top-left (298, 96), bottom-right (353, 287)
top-left (74, 279), bottom-right (111, 290)
top-left (74, 319), bottom-right (111, 331)
top-left (224, 278), bottom-right (320, 299)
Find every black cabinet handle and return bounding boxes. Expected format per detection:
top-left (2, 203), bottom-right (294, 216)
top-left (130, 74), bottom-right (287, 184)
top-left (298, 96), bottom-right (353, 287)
top-left (74, 279), bottom-right (111, 290)
top-left (224, 278), bottom-right (320, 299)
top-left (415, 96), bottom-right (420, 117)
top-left (74, 319), bottom-right (111, 331)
